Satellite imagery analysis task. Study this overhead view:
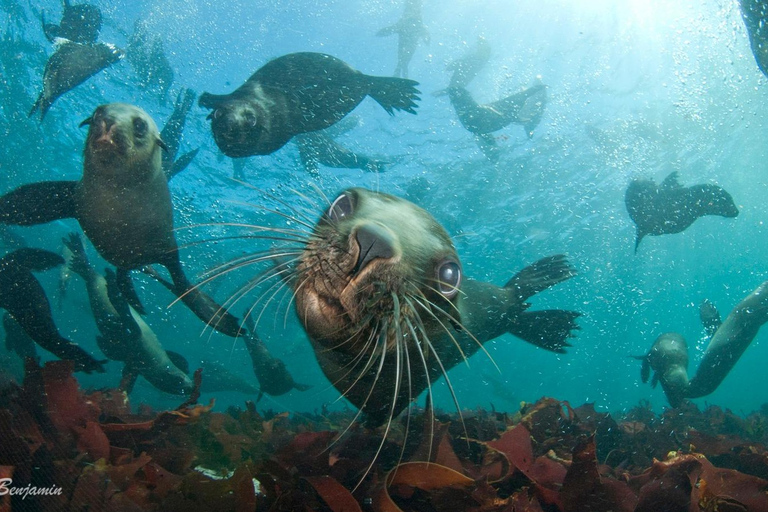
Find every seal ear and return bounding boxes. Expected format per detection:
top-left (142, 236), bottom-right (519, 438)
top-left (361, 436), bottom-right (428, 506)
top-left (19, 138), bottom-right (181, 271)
top-left (157, 138), bottom-right (169, 153)
top-left (79, 116), bottom-right (93, 128)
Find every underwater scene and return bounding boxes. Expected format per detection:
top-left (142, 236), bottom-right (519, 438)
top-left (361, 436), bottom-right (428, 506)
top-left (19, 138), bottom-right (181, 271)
top-left (2, 0), bottom-right (768, 510)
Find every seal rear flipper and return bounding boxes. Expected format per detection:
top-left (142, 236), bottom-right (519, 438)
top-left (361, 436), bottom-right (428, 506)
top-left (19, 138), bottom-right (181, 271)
top-left (632, 354), bottom-right (651, 383)
top-left (699, 299), bottom-right (722, 339)
top-left (634, 229), bottom-right (646, 253)
top-left (0, 181), bottom-right (78, 225)
top-left (509, 309), bottom-right (581, 353)
top-left (115, 268), bottom-right (146, 316)
top-left (366, 76), bottom-right (421, 115)
top-left (166, 148), bottom-right (199, 180)
top-left (503, 254), bottom-right (577, 302)
top-left (1, 248), bottom-right (64, 273)
top-left (660, 171), bottom-right (682, 190)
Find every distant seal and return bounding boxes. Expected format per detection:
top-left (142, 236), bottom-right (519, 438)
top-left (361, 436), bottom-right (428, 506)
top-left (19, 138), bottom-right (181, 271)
top-left (62, 232), bottom-right (194, 395)
top-left (637, 280), bottom-right (768, 407)
top-left (0, 103), bottom-right (242, 337)
top-left (295, 131), bottom-right (388, 176)
top-left (127, 19), bottom-right (175, 105)
top-left (30, 39), bottom-right (124, 120)
top-left (161, 88), bottom-right (199, 179)
top-left (241, 315), bottom-right (311, 402)
top-left (625, 172), bottom-right (739, 252)
top-left (199, 52), bottom-right (421, 158)
top-left (738, 0), bottom-right (768, 78)
top-left (446, 36), bottom-right (492, 89)
top-left (376, 0), bottom-right (429, 78)
top-left (0, 248), bottom-right (104, 373)
top-left (287, 188), bottom-right (580, 427)
top-left (42, 0), bottom-right (102, 44)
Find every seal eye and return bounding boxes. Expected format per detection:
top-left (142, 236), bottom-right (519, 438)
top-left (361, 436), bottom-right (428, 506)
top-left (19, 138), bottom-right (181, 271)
top-left (133, 117), bottom-right (148, 138)
top-left (436, 259), bottom-right (461, 298)
top-left (327, 193), bottom-right (354, 222)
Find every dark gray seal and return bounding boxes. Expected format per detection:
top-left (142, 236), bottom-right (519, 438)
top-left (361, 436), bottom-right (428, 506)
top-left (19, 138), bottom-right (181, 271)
top-left (0, 248), bottom-right (104, 373)
top-left (288, 188), bottom-right (580, 427)
top-left (625, 172), bottom-right (739, 252)
top-left (0, 103), bottom-right (242, 337)
top-left (198, 52), bottom-right (421, 158)
top-left (30, 39), bottom-right (124, 120)
top-left (376, 0), bottom-right (429, 78)
top-left (42, 0), bottom-right (102, 44)
top-left (295, 131), bottom-right (388, 176)
top-left (126, 19), bottom-right (174, 105)
top-left (161, 88), bottom-right (199, 179)
top-left (637, 280), bottom-right (768, 407)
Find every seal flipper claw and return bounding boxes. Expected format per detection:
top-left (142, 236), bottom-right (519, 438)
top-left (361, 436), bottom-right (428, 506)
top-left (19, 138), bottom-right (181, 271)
top-left (0, 181), bottom-right (78, 226)
top-left (366, 76), bottom-right (421, 115)
top-left (115, 268), bottom-right (146, 316)
top-left (510, 309), bottom-right (581, 353)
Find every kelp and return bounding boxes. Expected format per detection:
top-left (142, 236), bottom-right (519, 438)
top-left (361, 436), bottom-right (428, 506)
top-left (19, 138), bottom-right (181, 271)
top-left (1, 361), bottom-right (768, 510)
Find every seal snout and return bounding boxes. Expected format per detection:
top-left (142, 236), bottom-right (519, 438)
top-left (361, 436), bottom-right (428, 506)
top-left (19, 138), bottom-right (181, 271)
top-left (352, 223), bottom-right (396, 276)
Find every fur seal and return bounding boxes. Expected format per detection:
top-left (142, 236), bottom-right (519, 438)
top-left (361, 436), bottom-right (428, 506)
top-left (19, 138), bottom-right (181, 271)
top-left (62, 232), bottom-right (194, 395)
top-left (42, 0), bottom-right (102, 44)
top-left (376, 0), bottom-right (429, 78)
top-left (637, 280), bottom-right (768, 407)
top-left (738, 0), bottom-right (768, 78)
top-left (198, 52), bottom-right (421, 158)
top-left (0, 103), bottom-right (242, 337)
top-left (282, 188), bottom-right (580, 427)
top-left (241, 315), bottom-right (312, 402)
top-left (30, 39), bottom-right (124, 120)
top-left (127, 19), bottom-right (174, 105)
top-left (625, 172), bottom-right (739, 252)
top-left (161, 88), bottom-right (199, 180)
top-left (0, 248), bottom-right (104, 373)
top-left (446, 36), bottom-right (492, 89)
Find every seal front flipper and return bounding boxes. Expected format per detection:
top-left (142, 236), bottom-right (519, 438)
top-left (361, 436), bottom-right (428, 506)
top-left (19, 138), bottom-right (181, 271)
top-left (699, 299), bottom-right (722, 339)
top-left (115, 268), bottom-right (146, 316)
top-left (167, 148), bottom-right (199, 180)
top-left (165, 350), bottom-right (190, 374)
top-left (0, 181), bottom-right (78, 226)
top-left (105, 268), bottom-right (142, 340)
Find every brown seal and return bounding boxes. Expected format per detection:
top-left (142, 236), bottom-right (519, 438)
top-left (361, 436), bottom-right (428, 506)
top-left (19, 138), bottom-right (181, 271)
top-left (0, 103), bottom-right (242, 337)
top-left (287, 188), bottom-right (580, 427)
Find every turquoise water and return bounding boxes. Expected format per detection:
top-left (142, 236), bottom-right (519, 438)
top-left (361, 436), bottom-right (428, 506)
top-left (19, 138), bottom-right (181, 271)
top-left (1, 0), bottom-right (766, 421)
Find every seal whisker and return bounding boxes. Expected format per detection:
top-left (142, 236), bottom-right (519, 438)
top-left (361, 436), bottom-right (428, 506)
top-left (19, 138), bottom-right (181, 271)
top-left (402, 309), bottom-right (436, 464)
top-left (218, 200), bottom-right (318, 234)
top-left (200, 249), bottom-right (303, 281)
top-left (392, 294), bottom-right (414, 480)
top-left (410, 294), bottom-right (469, 365)
top-left (227, 179), bottom-right (321, 227)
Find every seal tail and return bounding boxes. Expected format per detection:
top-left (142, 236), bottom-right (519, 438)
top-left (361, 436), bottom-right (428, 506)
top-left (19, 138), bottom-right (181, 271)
top-left (367, 76), bottom-right (421, 115)
top-left (504, 255), bottom-right (580, 353)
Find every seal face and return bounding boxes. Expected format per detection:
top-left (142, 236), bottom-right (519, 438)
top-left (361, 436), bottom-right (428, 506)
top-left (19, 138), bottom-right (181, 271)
top-left (287, 188), bottom-right (579, 427)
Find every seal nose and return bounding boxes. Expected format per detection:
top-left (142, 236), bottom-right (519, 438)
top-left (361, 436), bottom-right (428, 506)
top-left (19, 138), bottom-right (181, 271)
top-left (353, 224), bottom-right (395, 275)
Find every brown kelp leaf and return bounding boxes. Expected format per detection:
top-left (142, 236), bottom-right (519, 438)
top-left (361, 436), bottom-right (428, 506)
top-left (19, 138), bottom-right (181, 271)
top-left (698, 478), bottom-right (747, 512)
top-left (487, 423), bottom-right (534, 477)
top-left (142, 462), bottom-right (182, 500)
top-left (560, 435), bottom-right (637, 512)
top-left (0, 466), bottom-right (12, 512)
top-left (304, 475), bottom-right (362, 512)
top-left (73, 420), bottom-right (110, 462)
top-left (42, 360), bottom-right (100, 432)
top-left (509, 489), bottom-right (546, 512)
top-left (634, 463), bottom-right (694, 512)
top-left (107, 452), bottom-right (152, 490)
top-left (373, 462), bottom-right (475, 512)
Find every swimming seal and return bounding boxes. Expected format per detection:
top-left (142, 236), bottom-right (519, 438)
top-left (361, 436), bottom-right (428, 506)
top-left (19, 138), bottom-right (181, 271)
top-left (62, 232), bottom-right (194, 395)
top-left (0, 103), bottom-right (242, 337)
top-left (284, 188), bottom-right (580, 427)
top-left (0, 248), bottom-right (104, 373)
top-left (637, 280), bottom-right (768, 407)
top-left (634, 332), bottom-right (689, 408)
top-left (42, 0), bottom-right (102, 44)
top-left (376, 0), bottom-right (429, 78)
top-left (30, 39), bottom-right (124, 120)
top-left (295, 131), bottom-right (388, 176)
top-left (241, 315), bottom-right (312, 402)
top-left (127, 19), bottom-right (175, 105)
top-left (199, 52), bottom-right (421, 158)
top-left (625, 172), bottom-right (739, 252)
top-left (738, 0), bottom-right (768, 78)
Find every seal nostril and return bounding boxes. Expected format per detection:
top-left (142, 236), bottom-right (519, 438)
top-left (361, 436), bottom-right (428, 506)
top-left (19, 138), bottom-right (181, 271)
top-left (353, 224), bottom-right (395, 275)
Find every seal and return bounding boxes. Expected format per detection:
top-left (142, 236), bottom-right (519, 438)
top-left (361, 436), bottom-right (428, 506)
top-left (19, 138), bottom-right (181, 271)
top-left (625, 172), bottom-right (739, 252)
top-left (279, 188), bottom-right (581, 427)
top-left (127, 19), bottom-right (175, 105)
top-left (42, 0), bottom-right (102, 44)
top-left (0, 248), bottom-right (104, 373)
top-left (62, 232), bottom-right (194, 395)
top-left (0, 103), bottom-right (242, 337)
top-left (295, 131), bottom-right (388, 176)
top-left (738, 0), bottom-right (768, 78)
top-left (30, 39), bottom-right (124, 120)
top-left (198, 52), bottom-right (421, 158)
top-left (637, 280), bottom-right (768, 407)
top-left (241, 315), bottom-right (312, 402)
top-left (376, 0), bottom-right (429, 78)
